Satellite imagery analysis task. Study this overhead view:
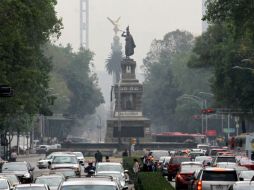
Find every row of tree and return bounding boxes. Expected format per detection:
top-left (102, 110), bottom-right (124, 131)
top-left (0, 1), bottom-right (104, 152)
top-left (142, 1), bottom-right (254, 134)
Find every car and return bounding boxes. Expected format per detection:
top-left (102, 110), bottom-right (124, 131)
top-left (34, 174), bottom-right (65, 190)
top-left (194, 156), bottom-right (213, 166)
top-left (238, 157), bottom-right (254, 170)
top-left (192, 167), bottom-right (238, 190)
top-left (49, 168), bottom-right (76, 179)
top-left (48, 153), bottom-right (81, 176)
top-left (167, 156), bottom-right (191, 181)
top-left (36, 145), bottom-right (51, 154)
top-left (72, 152), bottom-right (85, 166)
top-left (14, 184), bottom-right (50, 190)
top-left (1, 162), bottom-right (34, 183)
top-left (37, 152), bottom-right (60, 169)
top-left (238, 170), bottom-right (254, 181)
top-left (58, 178), bottom-right (123, 190)
top-left (228, 179), bottom-right (254, 190)
top-left (209, 148), bottom-right (227, 157)
top-left (0, 178), bottom-right (13, 190)
top-left (213, 156), bottom-right (237, 166)
top-left (216, 162), bottom-right (238, 169)
top-left (0, 174), bottom-right (20, 187)
top-left (175, 162), bottom-right (203, 190)
top-left (95, 162), bottom-right (128, 183)
top-left (95, 171), bottom-right (128, 189)
top-left (188, 151), bottom-right (205, 160)
top-left (148, 150), bottom-right (169, 162)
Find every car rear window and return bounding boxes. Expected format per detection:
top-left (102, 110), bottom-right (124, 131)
top-left (181, 165), bottom-right (203, 173)
top-left (210, 149), bottom-right (226, 156)
top-left (217, 157), bottom-right (236, 163)
top-left (202, 171), bottom-right (237, 181)
top-left (172, 157), bottom-right (190, 164)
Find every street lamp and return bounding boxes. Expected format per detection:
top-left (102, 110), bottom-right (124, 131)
top-left (97, 115), bottom-right (102, 143)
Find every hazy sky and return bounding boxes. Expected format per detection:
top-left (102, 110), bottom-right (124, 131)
top-left (55, 0), bottom-right (203, 72)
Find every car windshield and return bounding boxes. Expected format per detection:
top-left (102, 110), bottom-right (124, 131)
top-left (97, 173), bottom-right (123, 180)
top-left (217, 157), bottom-right (236, 163)
top-left (53, 156), bottom-right (78, 164)
top-left (74, 152), bottom-right (83, 157)
top-left (240, 171), bottom-right (254, 179)
top-left (61, 185), bottom-right (117, 190)
top-left (195, 157), bottom-right (211, 162)
top-left (202, 171), bottom-right (237, 181)
top-left (0, 180), bottom-right (8, 189)
top-left (16, 187), bottom-right (46, 190)
top-left (211, 150), bottom-right (225, 156)
top-left (96, 165), bottom-right (123, 173)
top-left (181, 165), bottom-right (202, 173)
top-left (2, 163), bottom-right (27, 171)
top-left (172, 157), bottom-right (190, 164)
top-left (151, 151), bottom-right (169, 160)
top-left (0, 174), bottom-right (19, 184)
top-left (53, 170), bottom-right (76, 177)
top-left (35, 177), bottom-right (63, 186)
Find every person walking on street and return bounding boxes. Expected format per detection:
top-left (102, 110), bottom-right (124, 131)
top-left (94, 150), bottom-right (102, 163)
top-left (133, 158), bottom-right (140, 174)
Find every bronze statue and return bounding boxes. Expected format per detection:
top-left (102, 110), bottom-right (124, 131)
top-left (121, 26), bottom-right (136, 58)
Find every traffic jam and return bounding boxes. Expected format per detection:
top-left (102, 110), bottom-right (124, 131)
top-left (0, 151), bottom-right (129, 190)
top-left (146, 143), bottom-right (254, 190)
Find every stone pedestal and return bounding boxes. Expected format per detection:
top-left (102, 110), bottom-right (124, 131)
top-left (105, 58), bottom-right (151, 144)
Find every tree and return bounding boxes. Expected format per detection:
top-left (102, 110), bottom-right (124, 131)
top-left (204, 0), bottom-right (254, 42)
top-left (105, 36), bottom-right (122, 84)
top-left (0, 0), bottom-right (62, 133)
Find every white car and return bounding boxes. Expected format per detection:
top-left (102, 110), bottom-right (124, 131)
top-left (95, 171), bottom-right (128, 189)
top-left (0, 178), bottom-right (13, 190)
top-left (73, 152), bottom-right (85, 165)
top-left (37, 152), bottom-right (59, 169)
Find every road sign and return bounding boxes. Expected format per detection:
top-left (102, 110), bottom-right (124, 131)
top-left (223, 128), bottom-right (235, 133)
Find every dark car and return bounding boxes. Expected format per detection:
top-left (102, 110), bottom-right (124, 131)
top-left (175, 162), bottom-right (203, 190)
top-left (167, 156), bottom-right (191, 181)
top-left (1, 162), bottom-right (34, 183)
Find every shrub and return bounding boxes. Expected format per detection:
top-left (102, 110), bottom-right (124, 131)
top-left (135, 172), bottom-right (174, 190)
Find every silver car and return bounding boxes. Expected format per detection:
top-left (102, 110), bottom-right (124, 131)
top-left (192, 167), bottom-right (238, 190)
top-left (58, 179), bottom-right (122, 190)
top-left (34, 174), bottom-right (65, 190)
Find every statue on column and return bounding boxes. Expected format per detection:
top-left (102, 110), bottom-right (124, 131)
top-left (121, 26), bottom-right (136, 58)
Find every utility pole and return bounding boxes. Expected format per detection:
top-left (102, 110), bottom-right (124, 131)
top-left (80, 0), bottom-right (89, 48)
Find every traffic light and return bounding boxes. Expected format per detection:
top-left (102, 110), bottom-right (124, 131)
top-left (201, 108), bottom-right (216, 114)
top-left (0, 85), bottom-right (13, 97)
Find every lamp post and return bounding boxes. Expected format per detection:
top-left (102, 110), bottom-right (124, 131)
top-left (97, 115), bottom-right (102, 143)
top-left (117, 80), bottom-right (122, 145)
top-left (178, 94), bottom-right (204, 134)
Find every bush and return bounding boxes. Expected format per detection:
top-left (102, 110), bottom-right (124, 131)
top-left (135, 172), bottom-right (174, 190)
top-left (122, 156), bottom-right (140, 181)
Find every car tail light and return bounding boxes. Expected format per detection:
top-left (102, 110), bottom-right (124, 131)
top-left (197, 180), bottom-right (202, 190)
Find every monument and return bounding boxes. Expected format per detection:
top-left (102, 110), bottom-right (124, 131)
top-left (105, 26), bottom-right (151, 145)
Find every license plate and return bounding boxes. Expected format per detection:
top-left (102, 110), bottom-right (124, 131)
top-left (212, 185), bottom-right (227, 190)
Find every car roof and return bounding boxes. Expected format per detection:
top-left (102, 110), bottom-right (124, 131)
top-left (96, 171), bottom-right (121, 174)
top-left (181, 162), bottom-right (202, 165)
top-left (204, 167), bottom-right (235, 171)
top-left (96, 162), bottom-right (121, 166)
top-left (16, 184), bottom-right (46, 187)
top-left (52, 153), bottom-right (76, 157)
top-left (62, 179), bottom-right (117, 186)
top-left (36, 174), bottom-right (64, 179)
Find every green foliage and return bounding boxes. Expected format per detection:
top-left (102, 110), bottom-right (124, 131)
top-left (0, 0), bottom-right (62, 131)
top-left (135, 172), bottom-right (174, 190)
top-left (204, 0), bottom-right (254, 41)
top-left (122, 156), bottom-right (141, 181)
top-left (44, 44), bottom-right (104, 119)
top-left (143, 30), bottom-right (212, 132)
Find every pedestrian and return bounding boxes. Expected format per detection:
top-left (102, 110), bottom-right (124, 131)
top-left (10, 151), bottom-right (17, 162)
top-left (133, 158), bottom-right (140, 174)
top-left (122, 149), bottom-right (128, 157)
top-left (105, 155), bottom-right (110, 162)
top-left (94, 150), bottom-right (102, 163)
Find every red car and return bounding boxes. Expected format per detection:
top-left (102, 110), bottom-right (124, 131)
top-left (167, 156), bottom-right (191, 181)
top-left (239, 157), bottom-right (254, 170)
top-left (175, 162), bottom-right (203, 190)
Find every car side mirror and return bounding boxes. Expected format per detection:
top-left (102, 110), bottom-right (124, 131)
top-left (239, 177), bottom-right (244, 181)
